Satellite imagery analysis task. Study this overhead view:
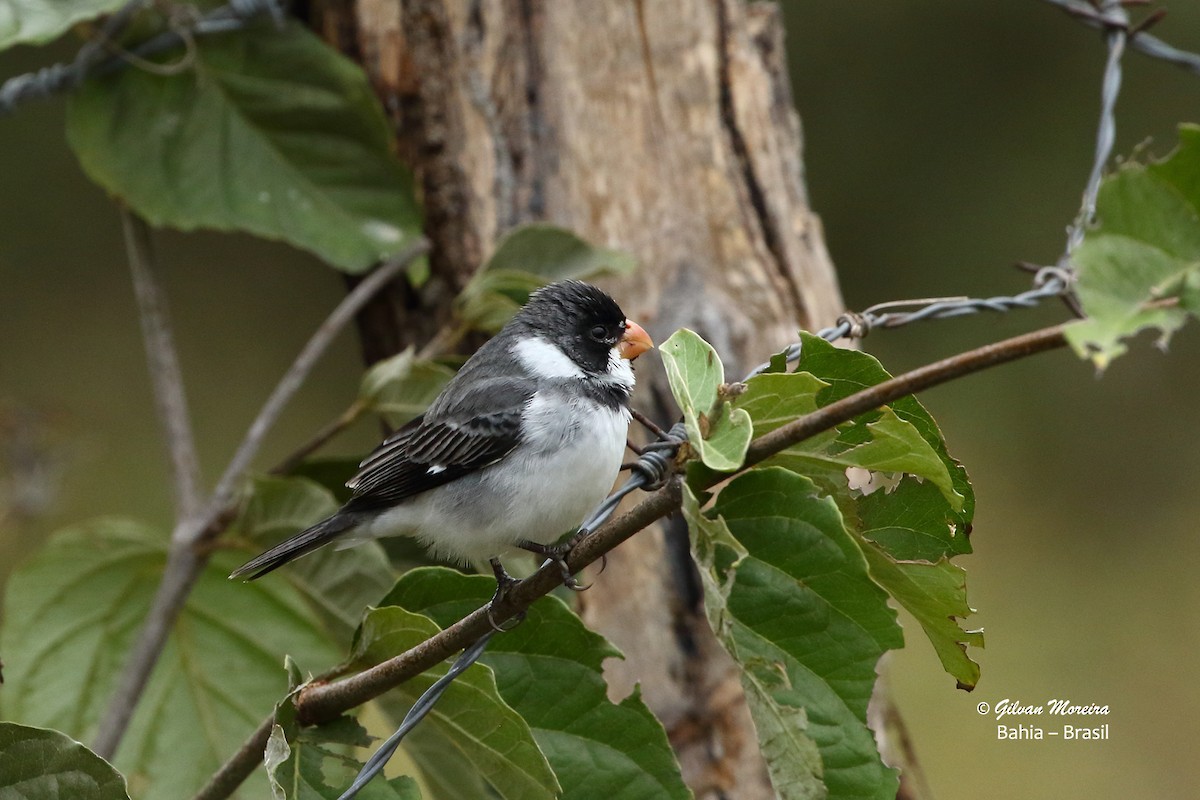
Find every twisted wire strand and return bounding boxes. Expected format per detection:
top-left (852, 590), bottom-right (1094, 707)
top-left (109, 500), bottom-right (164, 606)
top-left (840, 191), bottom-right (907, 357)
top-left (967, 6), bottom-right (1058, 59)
top-left (1040, 0), bottom-right (1200, 76)
top-left (0, 0), bottom-right (284, 114)
top-left (335, 631), bottom-right (496, 800)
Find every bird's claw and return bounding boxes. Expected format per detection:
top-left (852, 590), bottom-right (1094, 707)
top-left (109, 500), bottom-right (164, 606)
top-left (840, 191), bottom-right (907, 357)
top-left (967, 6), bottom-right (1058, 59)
top-left (487, 558), bottom-right (525, 632)
top-left (517, 540), bottom-right (592, 592)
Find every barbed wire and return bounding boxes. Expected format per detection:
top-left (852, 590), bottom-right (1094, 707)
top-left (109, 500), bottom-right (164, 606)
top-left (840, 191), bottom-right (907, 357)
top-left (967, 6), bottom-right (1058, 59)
top-left (1040, 0), bottom-right (1200, 76)
top-left (0, 0), bottom-right (284, 115)
top-left (1064, 0), bottom-right (1128, 258)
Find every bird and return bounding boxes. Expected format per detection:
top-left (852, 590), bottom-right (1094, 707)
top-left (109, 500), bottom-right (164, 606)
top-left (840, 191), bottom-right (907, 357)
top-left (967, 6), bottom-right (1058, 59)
top-left (230, 280), bottom-right (653, 600)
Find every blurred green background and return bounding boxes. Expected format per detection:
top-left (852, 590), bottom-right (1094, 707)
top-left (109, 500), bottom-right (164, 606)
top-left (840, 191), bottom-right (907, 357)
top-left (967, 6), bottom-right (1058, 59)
top-left (2, 2), bottom-right (1198, 798)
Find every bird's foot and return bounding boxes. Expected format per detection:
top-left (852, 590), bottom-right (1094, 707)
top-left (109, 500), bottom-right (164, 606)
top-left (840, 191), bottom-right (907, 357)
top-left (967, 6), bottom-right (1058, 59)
top-left (487, 558), bottom-right (525, 632)
top-left (517, 540), bottom-right (590, 591)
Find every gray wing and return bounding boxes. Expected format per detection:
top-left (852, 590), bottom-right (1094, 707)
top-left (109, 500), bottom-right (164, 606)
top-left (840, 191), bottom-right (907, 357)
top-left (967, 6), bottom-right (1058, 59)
top-left (344, 377), bottom-right (534, 512)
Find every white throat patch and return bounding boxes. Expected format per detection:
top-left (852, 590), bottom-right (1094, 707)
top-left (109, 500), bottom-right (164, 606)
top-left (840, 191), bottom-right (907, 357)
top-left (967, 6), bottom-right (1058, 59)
top-left (604, 346), bottom-right (635, 389)
top-left (513, 337), bottom-right (586, 379)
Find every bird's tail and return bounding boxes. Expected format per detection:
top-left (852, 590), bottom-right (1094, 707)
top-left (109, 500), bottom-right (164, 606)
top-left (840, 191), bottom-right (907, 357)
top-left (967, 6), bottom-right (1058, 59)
top-left (229, 511), bottom-right (361, 580)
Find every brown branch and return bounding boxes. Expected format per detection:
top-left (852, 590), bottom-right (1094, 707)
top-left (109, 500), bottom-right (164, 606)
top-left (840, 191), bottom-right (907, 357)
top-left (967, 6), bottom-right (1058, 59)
top-left (91, 240), bottom-right (430, 760)
top-left (191, 320), bottom-right (1072, 800)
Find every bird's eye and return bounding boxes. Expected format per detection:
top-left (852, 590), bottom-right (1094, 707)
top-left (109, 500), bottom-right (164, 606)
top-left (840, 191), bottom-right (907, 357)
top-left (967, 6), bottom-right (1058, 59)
top-left (589, 324), bottom-right (608, 341)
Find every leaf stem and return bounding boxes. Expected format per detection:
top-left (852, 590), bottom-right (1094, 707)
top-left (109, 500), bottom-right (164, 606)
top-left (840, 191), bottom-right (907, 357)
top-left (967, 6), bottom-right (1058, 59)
top-left (190, 319), bottom-right (1071, 800)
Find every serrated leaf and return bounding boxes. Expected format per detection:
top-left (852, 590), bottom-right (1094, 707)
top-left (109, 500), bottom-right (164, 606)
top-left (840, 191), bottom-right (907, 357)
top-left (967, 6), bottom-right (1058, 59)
top-left (1067, 124), bottom-right (1200, 366)
top-left (359, 348), bottom-right (455, 426)
top-left (65, 21), bottom-right (420, 272)
top-left (381, 568), bottom-right (692, 800)
top-left (457, 225), bottom-right (637, 333)
top-left (858, 545), bottom-right (982, 690)
top-left (0, 722), bottom-right (130, 800)
top-left (349, 605), bottom-right (559, 800)
top-left (660, 329), bottom-right (751, 471)
top-left (0, 0), bottom-right (124, 50)
top-left (0, 518), bottom-right (341, 800)
top-left (692, 468), bottom-right (903, 800)
top-left (234, 475), bottom-right (395, 638)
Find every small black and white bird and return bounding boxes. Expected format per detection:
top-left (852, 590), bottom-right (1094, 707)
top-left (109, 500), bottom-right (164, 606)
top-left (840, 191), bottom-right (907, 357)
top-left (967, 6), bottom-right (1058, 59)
top-left (231, 280), bottom-right (652, 593)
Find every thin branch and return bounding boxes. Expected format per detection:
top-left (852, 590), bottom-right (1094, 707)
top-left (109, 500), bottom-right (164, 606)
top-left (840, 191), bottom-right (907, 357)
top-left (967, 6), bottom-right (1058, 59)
top-left (202, 239), bottom-right (431, 528)
top-left (91, 240), bottom-right (429, 761)
top-left (191, 320), bottom-right (1072, 800)
top-left (271, 399), bottom-right (368, 476)
top-left (122, 208), bottom-right (203, 525)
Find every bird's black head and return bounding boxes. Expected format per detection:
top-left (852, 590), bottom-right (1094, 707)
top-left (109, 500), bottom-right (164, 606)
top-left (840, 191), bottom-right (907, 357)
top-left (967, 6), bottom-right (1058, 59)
top-left (516, 280), bottom-right (633, 375)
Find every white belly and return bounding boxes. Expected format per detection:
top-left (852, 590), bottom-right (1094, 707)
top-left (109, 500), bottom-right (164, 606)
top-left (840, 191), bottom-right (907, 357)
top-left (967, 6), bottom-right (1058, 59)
top-left (359, 392), bottom-right (630, 564)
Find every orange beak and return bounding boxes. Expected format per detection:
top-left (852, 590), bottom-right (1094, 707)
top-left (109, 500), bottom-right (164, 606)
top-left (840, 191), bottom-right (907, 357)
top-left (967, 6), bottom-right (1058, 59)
top-left (618, 320), bottom-right (653, 360)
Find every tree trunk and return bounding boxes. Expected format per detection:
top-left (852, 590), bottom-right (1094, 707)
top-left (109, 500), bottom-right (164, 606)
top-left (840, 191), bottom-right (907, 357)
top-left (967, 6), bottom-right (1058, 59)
top-left (312, 1), bottom-right (846, 796)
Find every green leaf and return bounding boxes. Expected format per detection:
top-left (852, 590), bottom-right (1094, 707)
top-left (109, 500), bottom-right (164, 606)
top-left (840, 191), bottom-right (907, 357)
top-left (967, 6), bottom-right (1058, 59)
top-left (484, 224), bottom-right (637, 280)
top-left (1066, 124), bottom-right (1200, 366)
top-left (0, 518), bottom-right (341, 800)
top-left (0, 0), bottom-right (124, 50)
top-left (65, 21), bottom-right (420, 273)
top-left (689, 469), bottom-right (903, 800)
top-left (458, 224), bottom-right (636, 332)
top-left (857, 477), bottom-right (970, 561)
top-left (0, 722), bottom-right (130, 800)
top-left (359, 348), bottom-right (456, 427)
top-left (382, 568), bottom-right (692, 800)
top-left (858, 545), bottom-right (983, 690)
top-left (348, 605), bottom-right (559, 800)
top-left (233, 475), bottom-right (396, 638)
top-left (659, 329), bottom-right (752, 471)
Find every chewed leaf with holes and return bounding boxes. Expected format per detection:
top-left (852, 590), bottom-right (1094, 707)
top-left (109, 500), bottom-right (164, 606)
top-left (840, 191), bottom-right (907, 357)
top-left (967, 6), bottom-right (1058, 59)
top-left (0, 722), bottom-right (130, 799)
top-left (719, 333), bottom-right (980, 692)
top-left (348, 605), bottom-right (560, 800)
top-left (380, 568), bottom-right (691, 800)
top-left (1067, 124), bottom-right (1200, 367)
top-left (687, 469), bottom-right (903, 799)
top-left (0, 0), bottom-right (125, 50)
top-left (66, 21), bottom-right (420, 272)
top-left (660, 329), bottom-right (752, 471)
top-left (790, 332), bottom-right (974, 547)
top-left (0, 518), bottom-right (340, 800)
